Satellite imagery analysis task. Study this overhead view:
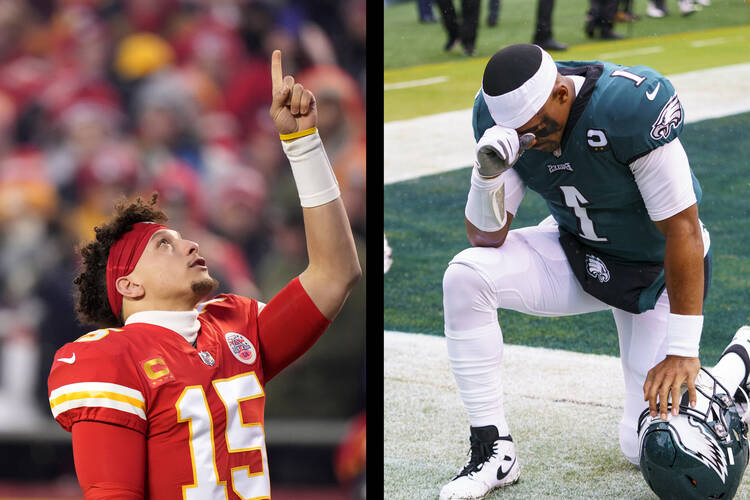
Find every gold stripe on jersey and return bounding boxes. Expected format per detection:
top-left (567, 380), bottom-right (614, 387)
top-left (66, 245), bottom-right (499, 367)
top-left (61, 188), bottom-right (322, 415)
top-left (50, 390), bottom-right (145, 411)
top-left (74, 328), bottom-right (123, 342)
top-left (49, 382), bottom-right (146, 420)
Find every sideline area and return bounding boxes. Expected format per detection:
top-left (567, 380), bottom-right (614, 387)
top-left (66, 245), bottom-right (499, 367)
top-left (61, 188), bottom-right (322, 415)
top-left (384, 25), bottom-right (750, 121)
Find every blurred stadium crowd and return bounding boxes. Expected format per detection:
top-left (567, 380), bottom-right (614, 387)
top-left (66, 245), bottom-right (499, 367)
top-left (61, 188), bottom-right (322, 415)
top-left (0, 0), bottom-right (366, 460)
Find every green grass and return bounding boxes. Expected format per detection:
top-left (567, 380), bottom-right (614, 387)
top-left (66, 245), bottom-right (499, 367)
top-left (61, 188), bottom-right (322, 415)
top-left (384, 24), bottom-right (750, 121)
top-left (384, 111), bottom-right (750, 364)
top-left (385, 331), bottom-right (750, 498)
top-left (384, 0), bottom-right (750, 123)
top-left (384, 0), bottom-right (750, 70)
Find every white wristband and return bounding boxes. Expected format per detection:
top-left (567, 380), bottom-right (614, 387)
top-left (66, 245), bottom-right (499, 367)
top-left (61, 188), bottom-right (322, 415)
top-left (281, 131), bottom-right (340, 207)
top-left (464, 162), bottom-right (507, 232)
top-left (666, 313), bottom-right (703, 357)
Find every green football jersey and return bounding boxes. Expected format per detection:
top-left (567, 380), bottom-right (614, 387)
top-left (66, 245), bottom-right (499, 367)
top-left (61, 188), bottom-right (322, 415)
top-left (473, 60), bottom-right (702, 265)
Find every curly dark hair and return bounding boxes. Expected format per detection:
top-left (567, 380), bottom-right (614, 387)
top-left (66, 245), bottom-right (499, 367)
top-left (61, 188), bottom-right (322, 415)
top-left (73, 194), bottom-right (168, 328)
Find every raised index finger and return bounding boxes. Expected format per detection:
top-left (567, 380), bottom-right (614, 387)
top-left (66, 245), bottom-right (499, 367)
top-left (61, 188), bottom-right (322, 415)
top-left (271, 49), bottom-right (283, 93)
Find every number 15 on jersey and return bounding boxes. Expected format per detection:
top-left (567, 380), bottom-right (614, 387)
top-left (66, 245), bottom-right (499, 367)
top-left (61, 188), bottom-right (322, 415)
top-left (176, 372), bottom-right (270, 500)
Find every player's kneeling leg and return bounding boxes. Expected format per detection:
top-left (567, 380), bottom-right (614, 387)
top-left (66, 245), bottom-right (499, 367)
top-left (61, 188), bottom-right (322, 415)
top-left (441, 262), bottom-right (519, 499)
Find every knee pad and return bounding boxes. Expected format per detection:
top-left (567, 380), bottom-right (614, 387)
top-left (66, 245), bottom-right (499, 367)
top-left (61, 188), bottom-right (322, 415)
top-left (443, 262), bottom-right (497, 332)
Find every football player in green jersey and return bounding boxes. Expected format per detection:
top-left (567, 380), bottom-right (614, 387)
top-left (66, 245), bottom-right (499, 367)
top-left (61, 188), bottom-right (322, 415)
top-left (440, 43), bottom-right (710, 499)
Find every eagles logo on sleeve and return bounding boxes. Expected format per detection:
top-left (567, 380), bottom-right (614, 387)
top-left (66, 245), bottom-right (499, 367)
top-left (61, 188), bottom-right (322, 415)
top-left (650, 93), bottom-right (683, 140)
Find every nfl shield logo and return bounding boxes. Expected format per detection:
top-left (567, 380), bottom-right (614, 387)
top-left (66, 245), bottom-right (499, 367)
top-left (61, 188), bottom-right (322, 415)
top-left (224, 332), bottom-right (257, 365)
top-left (198, 351), bottom-right (215, 366)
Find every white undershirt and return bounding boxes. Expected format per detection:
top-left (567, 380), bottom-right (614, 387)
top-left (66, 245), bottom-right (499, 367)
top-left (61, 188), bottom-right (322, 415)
top-left (628, 137), bottom-right (696, 221)
top-left (124, 300), bottom-right (268, 345)
top-left (125, 309), bottom-right (200, 345)
top-left (569, 75), bottom-right (585, 95)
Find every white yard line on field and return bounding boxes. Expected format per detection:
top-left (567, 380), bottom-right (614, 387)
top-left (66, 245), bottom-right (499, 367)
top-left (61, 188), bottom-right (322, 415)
top-left (384, 62), bottom-right (750, 185)
top-left (598, 46), bottom-right (664, 59)
top-left (384, 76), bottom-right (449, 91)
top-left (690, 35), bottom-right (746, 48)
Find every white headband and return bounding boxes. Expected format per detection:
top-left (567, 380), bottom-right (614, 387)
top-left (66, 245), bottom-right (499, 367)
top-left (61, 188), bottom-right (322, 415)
top-left (481, 47), bottom-right (557, 129)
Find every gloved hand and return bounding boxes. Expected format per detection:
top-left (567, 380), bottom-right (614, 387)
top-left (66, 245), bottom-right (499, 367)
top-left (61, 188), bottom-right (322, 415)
top-left (475, 125), bottom-right (535, 179)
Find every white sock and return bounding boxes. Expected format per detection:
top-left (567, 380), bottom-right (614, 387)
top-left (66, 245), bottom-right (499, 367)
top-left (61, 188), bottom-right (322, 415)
top-left (710, 352), bottom-right (747, 398)
top-left (445, 323), bottom-right (509, 436)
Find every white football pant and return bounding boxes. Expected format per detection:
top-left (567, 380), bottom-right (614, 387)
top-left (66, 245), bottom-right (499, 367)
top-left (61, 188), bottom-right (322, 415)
top-left (443, 218), bottom-right (671, 465)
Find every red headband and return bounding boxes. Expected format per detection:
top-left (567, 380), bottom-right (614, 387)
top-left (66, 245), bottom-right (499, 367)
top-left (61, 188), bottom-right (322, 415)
top-left (106, 222), bottom-right (168, 320)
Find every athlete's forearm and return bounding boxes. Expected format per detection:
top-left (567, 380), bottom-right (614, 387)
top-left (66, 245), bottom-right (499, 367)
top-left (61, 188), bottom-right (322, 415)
top-left (278, 132), bottom-right (360, 319)
top-left (299, 197), bottom-right (361, 320)
top-left (655, 205), bottom-right (705, 356)
top-left (269, 49), bottom-right (360, 320)
top-left (656, 204), bottom-right (704, 316)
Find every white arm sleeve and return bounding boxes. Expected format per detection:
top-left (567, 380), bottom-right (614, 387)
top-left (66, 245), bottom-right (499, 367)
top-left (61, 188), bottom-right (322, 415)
top-left (629, 137), bottom-right (696, 222)
top-left (464, 166), bottom-right (527, 232)
top-left (502, 168), bottom-right (526, 217)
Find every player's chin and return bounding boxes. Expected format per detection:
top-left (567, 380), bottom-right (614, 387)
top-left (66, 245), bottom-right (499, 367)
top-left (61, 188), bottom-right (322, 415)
top-left (191, 276), bottom-right (219, 300)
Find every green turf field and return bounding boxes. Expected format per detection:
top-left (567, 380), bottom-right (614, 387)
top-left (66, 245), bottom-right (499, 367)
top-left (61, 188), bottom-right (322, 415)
top-left (384, 111), bottom-right (750, 364)
top-left (384, 0), bottom-right (750, 70)
top-left (384, 1), bottom-right (750, 123)
top-left (384, 24), bottom-right (750, 121)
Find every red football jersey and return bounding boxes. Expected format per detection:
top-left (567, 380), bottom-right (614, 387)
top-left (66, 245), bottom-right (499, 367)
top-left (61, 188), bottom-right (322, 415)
top-left (49, 294), bottom-right (273, 500)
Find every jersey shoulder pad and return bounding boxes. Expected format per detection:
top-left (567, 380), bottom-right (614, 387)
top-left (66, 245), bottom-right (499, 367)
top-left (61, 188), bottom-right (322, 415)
top-left (47, 327), bottom-right (147, 433)
top-left (472, 89), bottom-right (496, 142)
top-left (594, 63), bottom-right (683, 163)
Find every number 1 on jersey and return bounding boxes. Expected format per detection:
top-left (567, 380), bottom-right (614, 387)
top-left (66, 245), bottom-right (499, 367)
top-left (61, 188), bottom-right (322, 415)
top-left (611, 69), bottom-right (646, 87)
top-left (559, 185), bottom-right (609, 242)
top-left (176, 387), bottom-right (228, 499)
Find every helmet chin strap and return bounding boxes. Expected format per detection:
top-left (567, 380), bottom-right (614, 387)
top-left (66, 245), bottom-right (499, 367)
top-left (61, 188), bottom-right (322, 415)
top-left (694, 366), bottom-right (750, 424)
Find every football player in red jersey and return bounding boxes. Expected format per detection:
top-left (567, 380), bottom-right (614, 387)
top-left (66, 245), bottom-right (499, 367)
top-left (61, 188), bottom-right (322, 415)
top-left (47, 50), bottom-right (361, 500)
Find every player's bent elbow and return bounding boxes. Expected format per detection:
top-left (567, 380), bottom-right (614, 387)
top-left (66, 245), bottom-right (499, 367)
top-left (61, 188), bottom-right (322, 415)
top-left (467, 232), bottom-right (506, 248)
top-left (332, 253), bottom-right (362, 292)
top-left (302, 262), bottom-right (361, 310)
top-left (465, 219), bottom-right (510, 248)
top-left (344, 260), bottom-right (363, 292)
top-left (312, 249), bottom-right (362, 294)
top-left (465, 215), bottom-right (512, 248)
top-left (653, 204), bottom-right (701, 241)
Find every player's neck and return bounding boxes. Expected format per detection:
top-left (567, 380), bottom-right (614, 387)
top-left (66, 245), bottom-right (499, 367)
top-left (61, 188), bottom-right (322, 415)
top-left (122, 297), bottom-right (199, 321)
top-left (125, 309), bottom-right (200, 345)
top-left (561, 76), bottom-right (576, 119)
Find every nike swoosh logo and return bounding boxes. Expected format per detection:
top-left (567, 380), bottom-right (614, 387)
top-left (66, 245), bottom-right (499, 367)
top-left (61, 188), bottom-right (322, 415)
top-left (57, 353), bottom-right (76, 364)
top-left (497, 458), bottom-right (517, 480)
top-left (646, 82), bottom-right (660, 101)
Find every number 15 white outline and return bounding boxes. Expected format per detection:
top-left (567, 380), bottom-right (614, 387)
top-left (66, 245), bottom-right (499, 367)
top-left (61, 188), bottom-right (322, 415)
top-left (176, 372), bottom-right (270, 500)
